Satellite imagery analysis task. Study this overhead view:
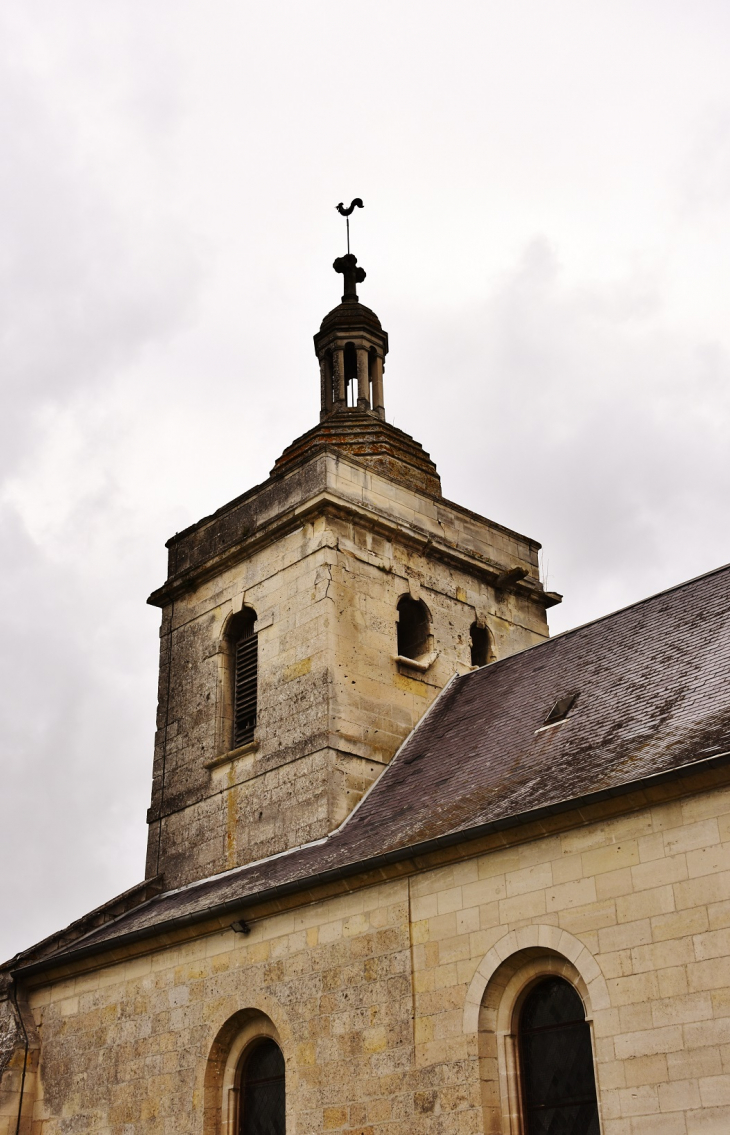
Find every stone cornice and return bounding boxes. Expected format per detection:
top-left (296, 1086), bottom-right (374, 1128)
top-left (148, 487), bottom-right (557, 609)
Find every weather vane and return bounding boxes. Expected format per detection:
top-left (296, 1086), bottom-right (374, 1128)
top-left (336, 198), bottom-right (364, 255)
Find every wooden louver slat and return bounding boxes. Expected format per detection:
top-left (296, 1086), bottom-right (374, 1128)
top-left (234, 627), bottom-right (258, 746)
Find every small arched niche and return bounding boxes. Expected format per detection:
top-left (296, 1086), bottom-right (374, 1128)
top-left (396, 595), bottom-right (431, 661)
top-left (470, 621), bottom-right (492, 667)
top-left (204, 1009), bottom-right (285, 1135)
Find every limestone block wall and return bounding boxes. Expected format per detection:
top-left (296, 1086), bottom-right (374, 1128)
top-left (24, 884), bottom-right (416, 1135)
top-left (14, 775), bottom-right (730, 1135)
top-left (409, 777), bottom-right (730, 1135)
top-left (320, 510), bottom-right (545, 774)
top-left (147, 455), bottom-right (551, 889)
top-left (147, 525), bottom-right (337, 885)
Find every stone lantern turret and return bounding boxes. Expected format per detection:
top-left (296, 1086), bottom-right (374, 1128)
top-left (314, 253), bottom-right (389, 420)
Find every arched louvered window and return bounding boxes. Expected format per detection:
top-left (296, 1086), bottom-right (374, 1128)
top-left (229, 608), bottom-right (258, 748)
top-left (239, 1038), bottom-right (285, 1135)
top-left (519, 977), bottom-right (599, 1134)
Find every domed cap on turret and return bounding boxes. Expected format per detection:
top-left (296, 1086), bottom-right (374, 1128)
top-left (318, 299), bottom-right (383, 337)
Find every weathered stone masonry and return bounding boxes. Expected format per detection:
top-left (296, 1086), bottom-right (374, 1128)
top-left (145, 447), bottom-right (553, 891)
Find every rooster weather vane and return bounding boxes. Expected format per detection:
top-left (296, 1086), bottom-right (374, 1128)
top-left (336, 198), bottom-right (364, 255)
top-left (334, 199), bottom-right (366, 301)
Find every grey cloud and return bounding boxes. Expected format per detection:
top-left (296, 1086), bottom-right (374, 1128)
top-left (391, 238), bottom-right (730, 635)
top-left (0, 30), bottom-right (201, 476)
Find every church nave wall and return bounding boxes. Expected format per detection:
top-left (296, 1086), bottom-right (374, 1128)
top-left (18, 772), bottom-right (730, 1135)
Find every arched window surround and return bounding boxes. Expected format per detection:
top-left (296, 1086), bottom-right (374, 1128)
top-left (204, 1008), bottom-right (288, 1135)
top-left (463, 927), bottom-right (608, 1135)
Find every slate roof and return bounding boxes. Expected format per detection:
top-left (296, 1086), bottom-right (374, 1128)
top-left (13, 562), bottom-right (730, 974)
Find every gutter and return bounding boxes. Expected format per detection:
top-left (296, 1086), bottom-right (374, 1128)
top-left (13, 748), bottom-right (730, 980)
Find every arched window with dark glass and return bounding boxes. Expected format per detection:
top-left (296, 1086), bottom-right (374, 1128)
top-left (239, 1038), bottom-right (285, 1135)
top-left (519, 977), bottom-right (599, 1135)
top-left (228, 607), bottom-right (258, 748)
top-left (397, 596), bottom-right (430, 660)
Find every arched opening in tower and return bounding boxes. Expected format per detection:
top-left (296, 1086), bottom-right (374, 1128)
top-left (344, 342), bottom-right (358, 407)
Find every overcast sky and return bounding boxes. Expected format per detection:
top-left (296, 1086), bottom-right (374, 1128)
top-left (1, 0), bottom-right (729, 962)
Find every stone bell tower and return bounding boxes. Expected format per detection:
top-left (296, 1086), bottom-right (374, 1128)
top-left (144, 245), bottom-right (559, 890)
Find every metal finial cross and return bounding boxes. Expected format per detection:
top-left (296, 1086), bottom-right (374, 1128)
top-left (333, 253), bottom-right (366, 301)
top-left (336, 198), bottom-right (364, 254)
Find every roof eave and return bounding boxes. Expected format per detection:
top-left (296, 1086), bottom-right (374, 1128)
top-left (13, 748), bottom-right (730, 981)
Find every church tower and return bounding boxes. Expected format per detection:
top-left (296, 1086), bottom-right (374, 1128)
top-left (145, 247), bottom-right (559, 889)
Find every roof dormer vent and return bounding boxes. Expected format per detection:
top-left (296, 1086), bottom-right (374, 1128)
top-left (542, 691), bottom-right (580, 727)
